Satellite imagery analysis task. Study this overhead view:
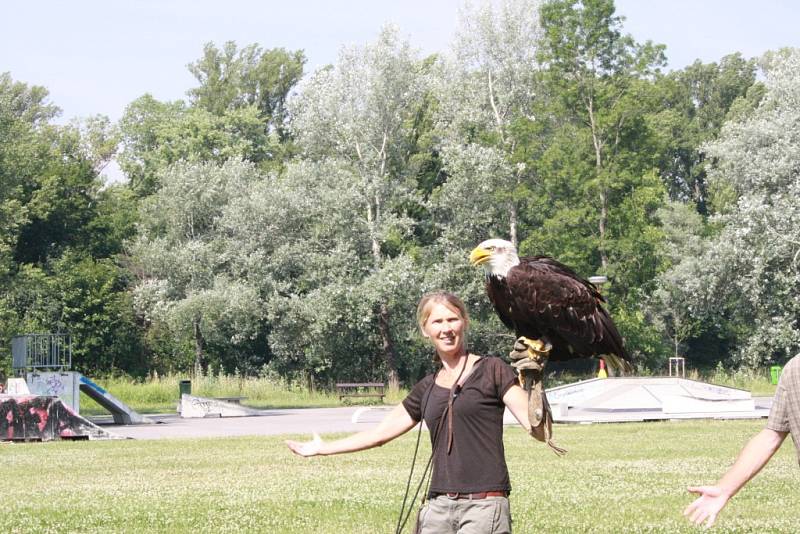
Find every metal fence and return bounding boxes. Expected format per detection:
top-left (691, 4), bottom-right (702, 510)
top-left (11, 334), bottom-right (72, 371)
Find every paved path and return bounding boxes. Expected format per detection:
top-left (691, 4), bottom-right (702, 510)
top-left (91, 406), bottom-right (397, 440)
top-left (91, 396), bottom-right (774, 441)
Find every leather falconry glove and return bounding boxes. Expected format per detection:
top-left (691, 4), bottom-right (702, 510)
top-left (509, 338), bottom-right (566, 456)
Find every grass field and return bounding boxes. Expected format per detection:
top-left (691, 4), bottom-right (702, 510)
top-left (2, 419), bottom-right (797, 533)
top-left (78, 373), bottom-right (410, 415)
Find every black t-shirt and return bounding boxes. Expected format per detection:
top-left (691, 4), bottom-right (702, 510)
top-left (402, 356), bottom-right (518, 495)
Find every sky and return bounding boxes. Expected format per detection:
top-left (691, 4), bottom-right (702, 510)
top-left (1, 0), bottom-right (798, 129)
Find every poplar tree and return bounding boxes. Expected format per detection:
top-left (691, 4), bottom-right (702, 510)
top-left (287, 27), bottom-right (428, 388)
top-left (661, 49), bottom-right (800, 368)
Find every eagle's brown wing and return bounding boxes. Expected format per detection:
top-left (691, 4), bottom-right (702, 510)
top-left (498, 256), bottom-right (628, 364)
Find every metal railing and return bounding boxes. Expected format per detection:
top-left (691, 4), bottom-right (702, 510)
top-left (11, 333), bottom-right (72, 371)
top-left (669, 356), bottom-right (686, 378)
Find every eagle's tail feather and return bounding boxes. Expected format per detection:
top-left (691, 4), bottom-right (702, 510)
top-left (601, 353), bottom-right (633, 375)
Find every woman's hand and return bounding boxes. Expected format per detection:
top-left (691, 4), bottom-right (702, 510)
top-left (286, 432), bottom-right (324, 457)
top-left (285, 405), bottom-right (416, 457)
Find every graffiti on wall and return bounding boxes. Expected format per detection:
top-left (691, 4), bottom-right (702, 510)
top-left (0, 395), bottom-right (117, 441)
top-left (45, 374), bottom-right (65, 395)
top-left (27, 372), bottom-right (78, 412)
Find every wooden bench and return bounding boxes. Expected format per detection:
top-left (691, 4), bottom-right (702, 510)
top-left (212, 396), bottom-right (247, 404)
top-left (336, 382), bottom-right (386, 403)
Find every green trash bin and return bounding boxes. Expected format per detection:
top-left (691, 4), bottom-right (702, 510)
top-left (179, 379), bottom-right (192, 397)
top-left (770, 366), bottom-right (783, 385)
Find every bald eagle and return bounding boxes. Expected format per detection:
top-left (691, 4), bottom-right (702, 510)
top-left (469, 238), bottom-right (630, 372)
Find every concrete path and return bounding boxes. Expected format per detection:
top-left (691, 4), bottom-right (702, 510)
top-left (90, 396), bottom-right (774, 441)
top-left (91, 406), bottom-right (397, 440)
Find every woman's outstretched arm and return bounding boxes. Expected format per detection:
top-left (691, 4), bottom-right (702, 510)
top-left (286, 403), bottom-right (417, 457)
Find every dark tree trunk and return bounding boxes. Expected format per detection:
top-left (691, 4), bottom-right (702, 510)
top-left (193, 316), bottom-right (205, 373)
top-left (377, 302), bottom-right (400, 391)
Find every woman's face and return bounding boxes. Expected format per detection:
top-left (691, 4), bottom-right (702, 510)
top-left (422, 302), bottom-right (466, 358)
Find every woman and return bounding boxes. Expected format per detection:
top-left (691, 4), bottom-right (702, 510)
top-left (286, 291), bottom-right (531, 533)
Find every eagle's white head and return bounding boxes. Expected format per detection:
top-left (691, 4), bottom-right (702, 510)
top-left (469, 238), bottom-right (520, 278)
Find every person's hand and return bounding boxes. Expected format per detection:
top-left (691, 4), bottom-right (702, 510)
top-left (285, 432), bottom-right (324, 457)
top-left (508, 339), bottom-right (529, 362)
top-left (683, 485), bottom-right (731, 528)
top-left (508, 337), bottom-right (550, 368)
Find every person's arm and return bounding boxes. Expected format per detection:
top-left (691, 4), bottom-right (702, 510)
top-left (286, 403), bottom-right (417, 457)
top-left (683, 427), bottom-right (788, 528)
top-left (502, 383), bottom-right (532, 433)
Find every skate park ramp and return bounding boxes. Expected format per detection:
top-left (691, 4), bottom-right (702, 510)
top-left (25, 372), bottom-right (150, 425)
top-left (179, 394), bottom-right (263, 418)
top-left (0, 394), bottom-right (123, 441)
top-left (77, 374), bottom-right (150, 424)
top-left (539, 377), bottom-right (769, 423)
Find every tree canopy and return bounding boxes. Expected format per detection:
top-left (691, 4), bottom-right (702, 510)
top-left (0, 1), bottom-right (795, 384)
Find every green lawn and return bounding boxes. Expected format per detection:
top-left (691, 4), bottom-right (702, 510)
top-left (78, 374), bottom-right (409, 415)
top-left (2, 419), bottom-right (797, 533)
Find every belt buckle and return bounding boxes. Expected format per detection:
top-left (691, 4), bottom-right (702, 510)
top-left (445, 492), bottom-right (460, 500)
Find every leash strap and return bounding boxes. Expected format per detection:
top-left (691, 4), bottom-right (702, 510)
top-left (396, 355), bottom-right (472, 533)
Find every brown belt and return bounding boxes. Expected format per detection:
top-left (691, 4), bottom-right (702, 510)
top-left (431, 491), bottom-right (508, 500)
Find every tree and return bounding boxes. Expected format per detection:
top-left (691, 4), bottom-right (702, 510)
top-left (657, 48), bottom-right (800, 368)
top-left (650, 53), bottom-right (761, 214)
top-left (0, 74), bottom-right (145, 376)
top-left (63, 115), bottom-right (120, 174)
top-left (537, 0), bottom-right (666, 270)
top-left (644, 201), bottom-right (706, 366)
top-left (417, 1), bottom-right (552, 357)
top-left (14, 155), bottom-right (100, 266)
top-left (117, 95), bottom-right (268, 196)
top-left (118, 42), bottom-right (304, 196)
top-left (288, 26), bottom-right (428, 389)
top-left (51, 252), bottom-right (145, 374)
top-left (0, 73), bottom-right (60, 280)
top-left (187, 41), bottom-right (305, 142)
top-left (129, 159), bottom-right (266, 373)
top-left (432, 0), bottom-right (543, 249)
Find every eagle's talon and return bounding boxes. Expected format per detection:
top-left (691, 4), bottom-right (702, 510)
top-left (519, 336), bottom-right (552, 361)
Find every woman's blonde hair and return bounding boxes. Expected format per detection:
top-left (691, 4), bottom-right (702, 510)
top-left (416, 291), bottom-right (470, 336)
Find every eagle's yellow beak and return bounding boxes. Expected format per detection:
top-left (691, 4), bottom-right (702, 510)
top-left (469, 246), bottom-right (491, 267)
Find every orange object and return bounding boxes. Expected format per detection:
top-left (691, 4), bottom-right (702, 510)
top-left (597, 359), bottom-right (608, 379)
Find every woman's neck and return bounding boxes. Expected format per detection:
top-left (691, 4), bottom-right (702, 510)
top-left (439, 350), bottom-right (468, 373)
